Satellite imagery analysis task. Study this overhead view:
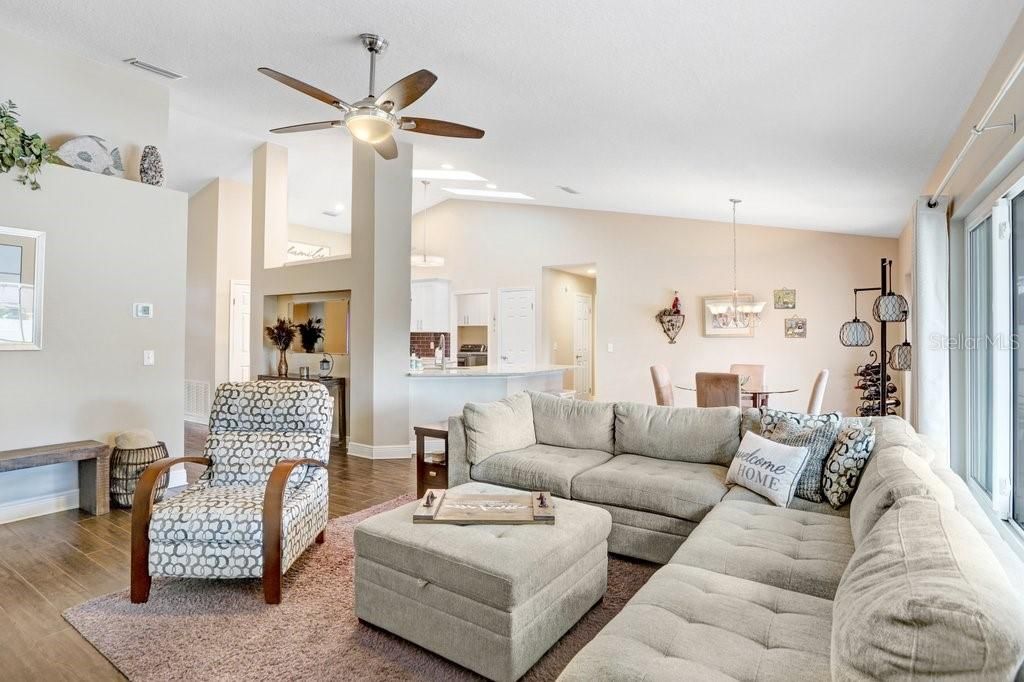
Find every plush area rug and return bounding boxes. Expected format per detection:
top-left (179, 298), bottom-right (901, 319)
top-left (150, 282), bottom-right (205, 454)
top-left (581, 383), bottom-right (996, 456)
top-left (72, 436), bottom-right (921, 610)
top-left (64, 496), bottom-right (657, 681)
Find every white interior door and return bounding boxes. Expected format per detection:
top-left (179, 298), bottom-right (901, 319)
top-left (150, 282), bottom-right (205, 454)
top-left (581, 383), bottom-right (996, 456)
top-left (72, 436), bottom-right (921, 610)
top-left (499, 288), bottom-right (535, 369)
top-left (229, 280), bottom-right (251, 381)
top-left (574, 293), bottom-right (593, 396)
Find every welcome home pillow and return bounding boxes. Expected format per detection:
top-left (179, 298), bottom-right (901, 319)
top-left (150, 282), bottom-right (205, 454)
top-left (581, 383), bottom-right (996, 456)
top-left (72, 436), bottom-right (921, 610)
top-left (727, 431), bottom-right (811, 507)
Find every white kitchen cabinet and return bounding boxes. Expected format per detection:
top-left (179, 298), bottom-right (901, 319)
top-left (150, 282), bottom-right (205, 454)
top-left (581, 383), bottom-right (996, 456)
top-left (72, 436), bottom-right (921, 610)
top-left (410, 279), bottom-right (450, 332)
top-left (455, 292), bottom-right (490, 326)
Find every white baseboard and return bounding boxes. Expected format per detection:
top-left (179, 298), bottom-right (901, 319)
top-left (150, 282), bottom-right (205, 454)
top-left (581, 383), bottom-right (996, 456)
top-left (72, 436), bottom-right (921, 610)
top-left (347, 442), bottom-right (412, 459)
top-left (167, 466), bottom-right (188, 488)
top-left (410, 439), bottom-right (446, 454)
top-left (0, 489), bottom-right (79, 524)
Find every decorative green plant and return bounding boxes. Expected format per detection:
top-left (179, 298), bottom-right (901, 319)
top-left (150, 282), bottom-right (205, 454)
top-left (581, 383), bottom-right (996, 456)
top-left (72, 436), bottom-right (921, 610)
top-left (296, 317), bottom-right (324, 353)
top-left (0, 100), bottom-right (56, 190)
top-left (264, 318), bottom-right (297, 351)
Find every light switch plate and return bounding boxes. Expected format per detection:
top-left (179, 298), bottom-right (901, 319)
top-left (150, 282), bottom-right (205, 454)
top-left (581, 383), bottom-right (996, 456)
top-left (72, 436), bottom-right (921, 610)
top-left (143, 350), bottom-right (155, 366)
top-left (134, 303), bottom-right (154, 318)
top-left (607, 343), bottom-right (614, 353)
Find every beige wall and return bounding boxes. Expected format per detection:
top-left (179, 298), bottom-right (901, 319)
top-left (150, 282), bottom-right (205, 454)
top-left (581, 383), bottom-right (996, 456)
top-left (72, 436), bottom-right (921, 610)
top-left (0, 166), bottom-right (187, 519)
top-left (542, 268), bottom-right (596, 392)
top-left (414, 200), bottom-right (896, 414)
top-left (185, 177), bottom-right (251, 416)
top-left (287, 224), bottom-right (351, 260)
top-left (0, 26), bottom-right (169, 182)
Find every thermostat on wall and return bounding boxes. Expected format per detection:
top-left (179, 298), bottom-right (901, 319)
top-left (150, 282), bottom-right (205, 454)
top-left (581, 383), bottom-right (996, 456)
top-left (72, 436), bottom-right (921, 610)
top-left (133, 303), bottom-right (154, 318)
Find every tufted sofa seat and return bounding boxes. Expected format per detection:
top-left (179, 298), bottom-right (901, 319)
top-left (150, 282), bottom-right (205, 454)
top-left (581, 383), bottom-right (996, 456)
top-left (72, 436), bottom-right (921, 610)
top-left (447, 390), bottom-right (1024, 680)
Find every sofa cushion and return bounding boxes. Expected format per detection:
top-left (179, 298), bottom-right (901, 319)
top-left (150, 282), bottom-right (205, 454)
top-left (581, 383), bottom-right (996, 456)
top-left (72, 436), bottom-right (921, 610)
top-left (559, 563), bottom-right (833, 682)
top-left (849, 445), bottom-right (954, 545)
top-left (527, 391), bottom-right (614, 453)
top-left (669, 500), bottom-right (855, 599)
top-left (727, 430), bottom-right (811, 507)
top-left (462, 392), bottom-right (536, 464)
top-left (833, 496), bottom-right (1024, 681)
top-left (613, 402), bottom-right (741, 465)
top-left (469, 444), bottom-right (611, 498)
top-left (760, 407), bottom-right (841, 437)
top-left (769, 419), bottom-right (841, 503)
top-left (721, 483), bottom-right (851, 518)
top-left (822, 422), bottom-right (876, 509)
top-left (572, 454), bottom-right (729, 523)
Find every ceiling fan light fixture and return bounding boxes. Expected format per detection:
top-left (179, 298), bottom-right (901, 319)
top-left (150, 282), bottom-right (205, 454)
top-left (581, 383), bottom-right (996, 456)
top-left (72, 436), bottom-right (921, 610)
top-left (344, 109), bottom-right (396, 144)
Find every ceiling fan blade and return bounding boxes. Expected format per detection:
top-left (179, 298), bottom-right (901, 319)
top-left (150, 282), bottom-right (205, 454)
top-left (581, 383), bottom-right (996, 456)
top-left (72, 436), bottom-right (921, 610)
top-left (269, 120), bottom-right (342, 134)
top-left (373, 136), bottom-right (398, 160)
top-left (258, 67), bottom-right (350, 110)
top-left (401, 117), bottom-right (485, 139)
top-left (375, 69), bottom-right (437, 111)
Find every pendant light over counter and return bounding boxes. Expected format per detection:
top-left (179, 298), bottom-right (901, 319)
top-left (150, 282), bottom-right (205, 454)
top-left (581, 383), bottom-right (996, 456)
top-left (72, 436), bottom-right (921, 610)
top-left (411, 180), bottom-right (445, 268)
top-left (704, 198), bottom-right (767, 329)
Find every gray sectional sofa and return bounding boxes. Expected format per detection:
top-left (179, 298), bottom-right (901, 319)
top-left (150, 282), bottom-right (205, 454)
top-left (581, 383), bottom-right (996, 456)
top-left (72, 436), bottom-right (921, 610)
top-left (447, 390), bottom-right (1024, 680)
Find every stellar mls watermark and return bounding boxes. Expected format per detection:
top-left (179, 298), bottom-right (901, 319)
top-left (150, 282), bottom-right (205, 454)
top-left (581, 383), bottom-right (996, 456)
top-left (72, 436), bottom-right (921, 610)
top-left (929, 333), bottom-right (1020, 351)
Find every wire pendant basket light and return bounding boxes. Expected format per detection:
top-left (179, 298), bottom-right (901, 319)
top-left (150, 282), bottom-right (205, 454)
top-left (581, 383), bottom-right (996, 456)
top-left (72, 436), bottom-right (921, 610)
top-left (889, 322), bottom-right (912, 371)
top-left (873, 287), bottom-right (909, 322)
top-left (411, 180), bottom-right (445, 267)
top-left (839, 290), bottom-right (874, 347)
top-left (705, 198), bottom-right (766, 328)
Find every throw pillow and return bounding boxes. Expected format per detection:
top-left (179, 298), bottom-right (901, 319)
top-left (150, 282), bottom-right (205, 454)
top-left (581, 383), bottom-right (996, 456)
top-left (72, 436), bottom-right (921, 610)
top-left (726, 431), bottom-right (811, 507)
top-left (760, 407), bottom-right (841, 437)
top-left (463, 392), bottom-right (537, 464)
top-left (768, 419), bottom-right (841, 503)
top-left (822, 423), bottom-right (877, 508)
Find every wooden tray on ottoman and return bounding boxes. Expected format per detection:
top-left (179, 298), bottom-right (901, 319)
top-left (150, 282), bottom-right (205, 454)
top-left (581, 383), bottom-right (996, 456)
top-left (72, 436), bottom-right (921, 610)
top-left (412, 489), bottom-right (556, 525)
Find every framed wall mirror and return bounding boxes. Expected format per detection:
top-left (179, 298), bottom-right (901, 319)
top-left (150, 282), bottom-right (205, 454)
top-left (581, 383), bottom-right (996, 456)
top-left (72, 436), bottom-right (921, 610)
top-left (279, 291), bottom-right (351, 355)
top-left (0, 225), bottom-right (45, 350)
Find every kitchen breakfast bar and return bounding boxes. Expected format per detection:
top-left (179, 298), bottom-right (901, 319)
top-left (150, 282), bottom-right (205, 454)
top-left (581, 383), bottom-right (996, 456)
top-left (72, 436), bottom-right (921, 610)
top-left (408, 365), bottom-right (573, 442)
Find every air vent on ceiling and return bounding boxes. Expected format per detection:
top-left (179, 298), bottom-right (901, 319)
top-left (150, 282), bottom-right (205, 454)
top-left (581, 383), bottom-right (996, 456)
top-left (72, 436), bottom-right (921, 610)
top-left (123, 58), bottom-right (185, 80)
top-left (557, 185), bottom-right (580, 195)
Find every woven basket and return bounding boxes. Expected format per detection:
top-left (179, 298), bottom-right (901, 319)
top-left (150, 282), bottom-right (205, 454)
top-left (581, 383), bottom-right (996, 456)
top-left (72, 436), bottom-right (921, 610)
top-left (110, 442), bottom-right (169, 508)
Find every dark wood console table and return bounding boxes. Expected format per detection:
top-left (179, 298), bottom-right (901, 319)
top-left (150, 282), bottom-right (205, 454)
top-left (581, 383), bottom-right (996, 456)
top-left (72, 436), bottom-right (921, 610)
top-left (0, 440), bottom-right (111, 515)
top-left (258, 375), bottom-right (346, 443)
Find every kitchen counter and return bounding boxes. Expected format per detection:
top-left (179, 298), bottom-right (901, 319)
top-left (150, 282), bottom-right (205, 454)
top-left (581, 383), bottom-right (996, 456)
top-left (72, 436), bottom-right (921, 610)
top-left (408, 365), bottom-right (572, 450)
top-left (408, 364), bottom-right (573, 378)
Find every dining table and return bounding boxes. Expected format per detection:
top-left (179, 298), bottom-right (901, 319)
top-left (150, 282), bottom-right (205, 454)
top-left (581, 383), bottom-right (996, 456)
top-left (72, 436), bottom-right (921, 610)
top-left (674, 383), bottom-right (798, 408)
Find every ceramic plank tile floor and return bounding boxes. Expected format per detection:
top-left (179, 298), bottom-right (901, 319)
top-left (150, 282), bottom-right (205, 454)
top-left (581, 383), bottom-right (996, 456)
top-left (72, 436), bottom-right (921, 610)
top-left (0, 422), bottom-right (416, 681)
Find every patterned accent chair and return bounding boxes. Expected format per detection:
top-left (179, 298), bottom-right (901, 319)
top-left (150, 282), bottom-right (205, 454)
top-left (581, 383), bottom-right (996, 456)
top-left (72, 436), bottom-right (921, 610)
top-left (130, 381), bottom-right (333, 604)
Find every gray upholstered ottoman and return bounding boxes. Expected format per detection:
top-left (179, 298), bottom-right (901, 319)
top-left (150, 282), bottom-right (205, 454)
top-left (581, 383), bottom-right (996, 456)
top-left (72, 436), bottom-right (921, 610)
top-left (354, 482), bottom-right (611, 681)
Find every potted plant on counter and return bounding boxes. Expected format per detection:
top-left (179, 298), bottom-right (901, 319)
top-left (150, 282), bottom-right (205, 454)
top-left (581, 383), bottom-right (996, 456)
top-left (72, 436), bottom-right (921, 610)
top-left (297, 317), bottom-right (324, 353)
top-left (265, 318), bottom-right (297, 376)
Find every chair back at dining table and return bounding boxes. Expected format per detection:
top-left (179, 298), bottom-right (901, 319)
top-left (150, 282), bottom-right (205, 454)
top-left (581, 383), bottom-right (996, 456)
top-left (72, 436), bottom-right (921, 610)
top-left (695, 372), bottom-right (741, 408)
top-left (807, 369), bottom-right (829, 415)
top-left (650, 365), bottom-right (674, 407)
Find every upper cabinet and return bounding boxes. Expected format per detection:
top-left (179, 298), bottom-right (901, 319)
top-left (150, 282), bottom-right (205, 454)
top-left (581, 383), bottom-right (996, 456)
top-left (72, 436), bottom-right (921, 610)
top-left (411, 279), bottom-right (450, 332)
top-left (456, 292), bottom-right (490, 326)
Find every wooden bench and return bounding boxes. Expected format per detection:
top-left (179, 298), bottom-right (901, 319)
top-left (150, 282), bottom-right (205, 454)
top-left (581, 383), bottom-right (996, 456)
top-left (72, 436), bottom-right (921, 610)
top-left (0, 440), bottom-right (111, 515)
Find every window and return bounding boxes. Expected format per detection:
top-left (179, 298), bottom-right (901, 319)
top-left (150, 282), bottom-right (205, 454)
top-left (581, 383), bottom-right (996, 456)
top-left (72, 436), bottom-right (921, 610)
top-left (1013, 194), bottom-right (1024, 525)
top-left (967, 217), bottom-right (994, 495)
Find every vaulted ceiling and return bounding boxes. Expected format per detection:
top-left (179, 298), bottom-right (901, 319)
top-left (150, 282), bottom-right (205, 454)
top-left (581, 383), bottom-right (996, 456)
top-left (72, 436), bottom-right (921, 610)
top-left (1, 0), bottom-right (1020, 236)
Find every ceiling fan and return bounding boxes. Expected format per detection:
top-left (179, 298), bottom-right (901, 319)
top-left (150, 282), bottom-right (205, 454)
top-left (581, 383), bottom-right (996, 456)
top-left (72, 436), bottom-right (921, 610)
top-left (258, 33), bottom-right (484, 160)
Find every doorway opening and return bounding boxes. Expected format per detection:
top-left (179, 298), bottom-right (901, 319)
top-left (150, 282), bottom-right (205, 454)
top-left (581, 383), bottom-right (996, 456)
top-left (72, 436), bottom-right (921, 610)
top-left (542, 265), bottom-right (597, 398)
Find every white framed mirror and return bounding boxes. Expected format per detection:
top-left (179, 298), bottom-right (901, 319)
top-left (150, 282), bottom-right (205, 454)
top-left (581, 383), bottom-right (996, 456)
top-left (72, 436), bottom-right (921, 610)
top-left (0, 225), bottom-right (45, 350)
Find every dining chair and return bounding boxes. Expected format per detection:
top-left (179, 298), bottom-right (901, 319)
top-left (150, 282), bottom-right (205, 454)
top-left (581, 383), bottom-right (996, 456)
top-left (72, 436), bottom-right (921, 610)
top-left (807, 369), bottom-right (829, 415)
top-left (729, 363), bottom-right (766, 407)
top-left (650, 365), bottom-right (674, 407)
top-left (695, 372), bottom-right (741, 408)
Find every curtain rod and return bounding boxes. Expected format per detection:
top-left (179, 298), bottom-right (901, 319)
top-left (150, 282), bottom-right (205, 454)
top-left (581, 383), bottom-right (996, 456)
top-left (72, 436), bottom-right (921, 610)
top-left (928, 49), bottom-right (1024, 208)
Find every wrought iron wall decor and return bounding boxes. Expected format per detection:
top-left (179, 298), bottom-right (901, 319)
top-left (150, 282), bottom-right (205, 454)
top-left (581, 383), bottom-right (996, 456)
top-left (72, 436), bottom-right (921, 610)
top-left (840, 258), bottom-right (910, 416)
top-left (655, 290), bottom-right (685, 344)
